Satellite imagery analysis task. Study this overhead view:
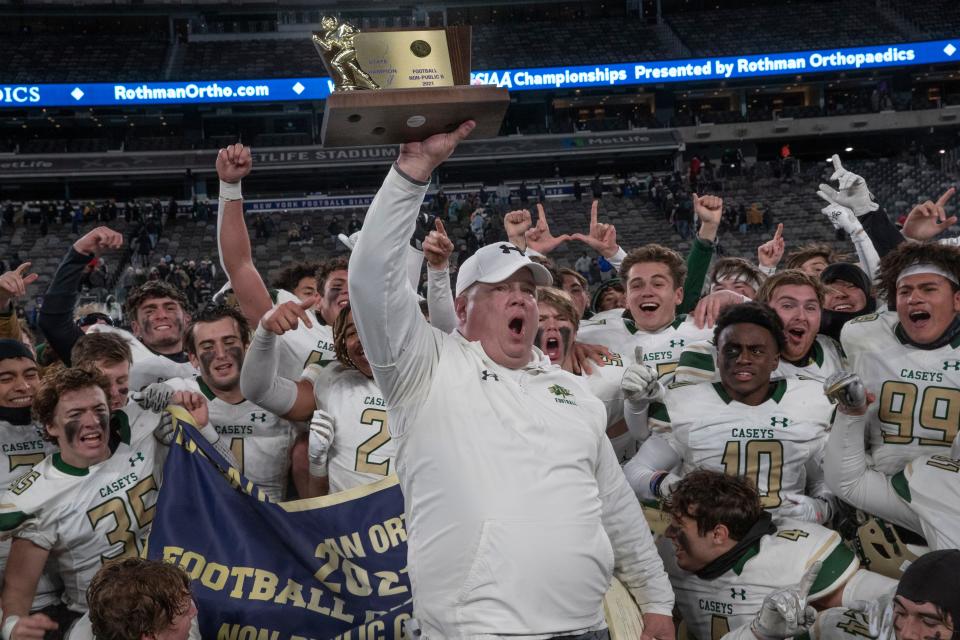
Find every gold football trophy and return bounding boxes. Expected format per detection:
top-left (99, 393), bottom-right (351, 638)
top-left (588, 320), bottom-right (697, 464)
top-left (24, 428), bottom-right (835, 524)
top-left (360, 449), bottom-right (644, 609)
top-left (313, 17), bottom-right (509, 147)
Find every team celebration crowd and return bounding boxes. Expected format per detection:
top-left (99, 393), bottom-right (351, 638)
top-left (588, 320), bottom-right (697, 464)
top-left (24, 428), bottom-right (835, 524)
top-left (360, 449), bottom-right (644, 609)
top-left (0, 121), bottom-right (958, 640)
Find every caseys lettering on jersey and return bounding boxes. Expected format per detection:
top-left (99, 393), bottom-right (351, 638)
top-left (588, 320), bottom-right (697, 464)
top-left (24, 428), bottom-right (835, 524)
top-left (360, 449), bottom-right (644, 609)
top-left (99, 471), bottom-right (139, 498)
top-left (698, 599), bottom-right (733, 615)
top-left (2, 440), bottom-right (45, 453)
top-left (643, 351), bottom-right (673, 362)
top-left (363, 396), bottom-right (385, 407)
top-left (217, 425), bottom-right (254, 436)
top-left (730, 428), bottom-right (774, 439)
top-left (900, 368), bottom-right (944, 383)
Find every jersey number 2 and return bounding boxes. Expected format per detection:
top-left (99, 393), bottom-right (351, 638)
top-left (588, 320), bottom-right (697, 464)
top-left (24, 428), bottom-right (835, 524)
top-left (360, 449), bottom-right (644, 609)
top-left (355, 409), bottom-right (390, 476)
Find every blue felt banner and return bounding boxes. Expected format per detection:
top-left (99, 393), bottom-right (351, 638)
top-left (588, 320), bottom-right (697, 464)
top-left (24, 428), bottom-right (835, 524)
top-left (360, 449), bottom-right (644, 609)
top-left (146, 419), bottom-right (412, 640)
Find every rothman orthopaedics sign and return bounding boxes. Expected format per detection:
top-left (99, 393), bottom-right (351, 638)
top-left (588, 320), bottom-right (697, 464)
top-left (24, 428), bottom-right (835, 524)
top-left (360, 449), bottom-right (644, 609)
top-left (1, 38), bottom-right (957, 108)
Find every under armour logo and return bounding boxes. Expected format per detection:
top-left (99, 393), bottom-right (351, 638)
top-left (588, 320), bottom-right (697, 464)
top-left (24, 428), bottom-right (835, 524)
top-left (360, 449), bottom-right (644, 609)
top-left (670, 339), bottom-right (685, 348)
top-left (498, 244), bottom-right (524, 256)
top-left (250, 412), bottom-right (267, 423)
top-left (770, 417), bottom-right (789, 428)
top-left (481, 370), bottom-right (499, 382)
top-left (730, 588), bottom-right (746, 600)
top-left (129, 452), bottom-right (144, 467)
top-left (944, 360), bottom-right (960, 371)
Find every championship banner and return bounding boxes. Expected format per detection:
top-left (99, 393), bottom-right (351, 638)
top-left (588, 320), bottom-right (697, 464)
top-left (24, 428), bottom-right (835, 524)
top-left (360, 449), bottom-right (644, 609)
top-left (146, 418), bottom-right (413, 640)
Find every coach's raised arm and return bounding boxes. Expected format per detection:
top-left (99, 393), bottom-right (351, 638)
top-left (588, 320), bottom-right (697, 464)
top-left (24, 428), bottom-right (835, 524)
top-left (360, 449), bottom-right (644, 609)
top-left (348, 122), bottom-right (675, 640)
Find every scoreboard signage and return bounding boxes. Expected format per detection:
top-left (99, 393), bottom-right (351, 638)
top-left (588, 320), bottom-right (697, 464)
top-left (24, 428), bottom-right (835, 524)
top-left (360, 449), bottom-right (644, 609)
top-left (0, 38), bottom-right (957, 108)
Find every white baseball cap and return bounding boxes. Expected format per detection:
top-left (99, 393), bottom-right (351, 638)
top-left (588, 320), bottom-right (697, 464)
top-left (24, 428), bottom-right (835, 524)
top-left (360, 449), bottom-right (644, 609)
top-left (455, 242), bottom-right (553, 297)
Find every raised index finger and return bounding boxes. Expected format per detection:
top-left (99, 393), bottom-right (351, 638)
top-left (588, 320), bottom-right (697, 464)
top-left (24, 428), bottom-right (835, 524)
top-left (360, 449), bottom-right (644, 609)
top-left (14, 261), bottom-right (32, 276)
top-left (831, 154), bottom-right (843, 173)
top-left (590, 200), bottom-right (599, 228)
top-left (937, 186), bottom-right (956, 208)
top-left (536, 202), bottom-right (548, 227)
top-left (773, 223), bottom-right (784, 241)
top-left (797, 561), bottom-right (822, 599)
top-left (435, 218), bottom-right (448, 237)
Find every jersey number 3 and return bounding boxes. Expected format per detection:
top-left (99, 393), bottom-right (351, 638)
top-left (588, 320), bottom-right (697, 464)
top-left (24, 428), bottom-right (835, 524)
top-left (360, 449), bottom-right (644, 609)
top-left (86, 476), bottom-right (157, 562)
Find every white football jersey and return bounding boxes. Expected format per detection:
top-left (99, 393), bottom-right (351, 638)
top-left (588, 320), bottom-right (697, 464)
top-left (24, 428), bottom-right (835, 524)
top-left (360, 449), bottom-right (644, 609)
top-left (841, 311), bottom-right (960, 475)
top-left (890, 453), bottom-right (960, 550)
top-left (0, 419), bottom-right (61, 610)
top-left (165, 377), bottom-right (299, 501)
top-left (301, 362), bottom-right (397, 494)
top-left (0, 405), bottom-right (164, 612)
top-left (651, 379), bottom-right (832, 512)
top-left (578, 313), bottom-right (712, 379)
top-left (274, 289), bottom-right (336, 381)
top-left (674, 335), bottom-right (846, 384)
top-left (663, 518), bottom-right (859, 640)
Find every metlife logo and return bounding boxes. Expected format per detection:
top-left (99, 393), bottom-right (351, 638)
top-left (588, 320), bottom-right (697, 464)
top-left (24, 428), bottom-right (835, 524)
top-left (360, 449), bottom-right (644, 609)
top-left (0, 85), bottom-right (41, 104)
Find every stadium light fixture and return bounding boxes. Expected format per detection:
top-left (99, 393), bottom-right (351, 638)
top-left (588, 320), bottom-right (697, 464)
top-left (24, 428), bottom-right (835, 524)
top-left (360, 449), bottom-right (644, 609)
top-left (940, 149), bottom-right (947, 154)
top-left (845, 146), bottom-right (854, 152)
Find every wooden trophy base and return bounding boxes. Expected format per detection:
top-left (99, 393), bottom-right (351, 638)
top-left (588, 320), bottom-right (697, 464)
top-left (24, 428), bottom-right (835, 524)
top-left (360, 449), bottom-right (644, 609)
top-left (321, 85), bottom-right (509, 147)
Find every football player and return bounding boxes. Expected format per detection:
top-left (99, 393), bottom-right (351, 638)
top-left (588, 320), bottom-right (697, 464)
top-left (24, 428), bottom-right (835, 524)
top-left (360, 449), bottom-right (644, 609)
top-left (240, 302), bottom-right (395, 496)
top-left (624, 303), bottom-right (834, 523)
top-left (70, 332), bottom-right (132, 411)
top-left (164, 305), bottom-right (301, 501)
top-left (0, 340), bottom-right (59, 615)
top-left (578, 243), bottom-right (724, 378)
top-left (0, 367), bottom-right (219, 638)
top-left (841, 241), bottom-right (960, 474)
top-left (121, 280), bottom-right (197, 391)
top-left (660, 470), bottom-right (895, 640)
top-left (824, 370), bottom-right (960, 550)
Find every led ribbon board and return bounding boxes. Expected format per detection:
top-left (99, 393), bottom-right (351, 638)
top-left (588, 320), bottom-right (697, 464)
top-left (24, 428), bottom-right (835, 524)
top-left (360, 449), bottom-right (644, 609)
top-left (1, 38), bottom-right (957, 108)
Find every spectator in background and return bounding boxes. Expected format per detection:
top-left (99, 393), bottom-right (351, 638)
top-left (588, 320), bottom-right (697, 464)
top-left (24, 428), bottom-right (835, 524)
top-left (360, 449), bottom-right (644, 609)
top-left (591, 174), bottom-right (603, 199)
top-left (574, 252), bottom-right (591, 283)
top-left (518, 181), bottom-right (529, 204)
top-left (347, 213), bottom-right (362, 235)
top-left (299, 217), bottom-right (313, 244)
top-left (674, 195), bottom-right (693, 240)
top-left (434, 188), bottom-right (448, 218)
top-left (747, 202), bottom-right (763, 231)
top-left (496, 181), bottom-right (510, 208)
top-left (573, 179), bottom-right (582, 202)
top-left (598, 255), bottom-right (614, 281)
top-left (326, 215), bottom-right (341, 248)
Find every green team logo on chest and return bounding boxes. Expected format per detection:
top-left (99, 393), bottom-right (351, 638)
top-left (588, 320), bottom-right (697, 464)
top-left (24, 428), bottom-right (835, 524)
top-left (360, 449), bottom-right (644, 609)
top-left (670, 339), bottom-right (685, 348)
top-left (770, 416), bottom-right (790, 428)
top-left (548, 384), bottom-right (577, 405)
top-left (249, 412), bottom-right (268, 423)
top-left (943, 360), bottom-right (960, 371)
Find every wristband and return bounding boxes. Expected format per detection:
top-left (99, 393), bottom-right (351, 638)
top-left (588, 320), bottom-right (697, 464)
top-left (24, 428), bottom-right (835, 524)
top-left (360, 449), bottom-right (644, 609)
top-left (219, 179), bottom-right (243, 201)
top-left (649, 471), bottom-right (669, 499)
top-left (2, 615), bottom-right (20, 640)
top-left (199, 423), bottom-right (220, 444)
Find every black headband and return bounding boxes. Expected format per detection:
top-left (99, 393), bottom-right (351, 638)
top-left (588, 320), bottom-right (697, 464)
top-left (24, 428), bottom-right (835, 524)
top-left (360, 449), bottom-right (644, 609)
top-left (0, 339), bottom-right (35, 363)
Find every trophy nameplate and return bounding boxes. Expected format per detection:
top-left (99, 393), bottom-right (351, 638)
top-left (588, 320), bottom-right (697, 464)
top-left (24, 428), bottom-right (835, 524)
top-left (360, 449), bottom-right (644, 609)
top-left (314, 19), bottom-right (509, 147)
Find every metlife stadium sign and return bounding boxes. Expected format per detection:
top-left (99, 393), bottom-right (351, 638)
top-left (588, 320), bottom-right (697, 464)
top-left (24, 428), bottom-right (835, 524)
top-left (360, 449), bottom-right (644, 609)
top-left (1, 38), bottom-right (957, 108)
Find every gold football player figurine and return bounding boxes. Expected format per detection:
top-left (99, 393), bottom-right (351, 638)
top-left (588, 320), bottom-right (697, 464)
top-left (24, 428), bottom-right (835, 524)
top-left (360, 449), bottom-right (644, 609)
top-left (312, 16), bottom-right (380, 91)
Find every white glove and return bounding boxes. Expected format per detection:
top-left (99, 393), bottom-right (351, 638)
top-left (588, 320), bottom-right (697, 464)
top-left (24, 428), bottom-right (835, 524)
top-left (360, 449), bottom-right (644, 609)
top-left (338, 231), bottom-right (360, 251)
top-left (308, 410), bottom-right (336, 477)
top-left (132, 382), bottom-right (176, 413)
top-left (751, 562), bottom-right (821, 640)
top-left (777, 493), bottom-right (832, 524)
top-left (818, 200), bottom-right (863, 235)
top-left (817, 155), bottom-right (879, 216)
top-left (622, 347), bottom-right (662, 406)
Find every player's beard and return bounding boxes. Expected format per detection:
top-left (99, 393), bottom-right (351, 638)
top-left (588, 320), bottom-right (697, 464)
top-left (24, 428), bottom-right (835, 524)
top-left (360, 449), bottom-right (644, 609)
top-left (63, 413), bottom-right (109, 444)
top-left (144, 316), bottom-right (184, 350)
top-left (200, 347), bottom-right (244, 391)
